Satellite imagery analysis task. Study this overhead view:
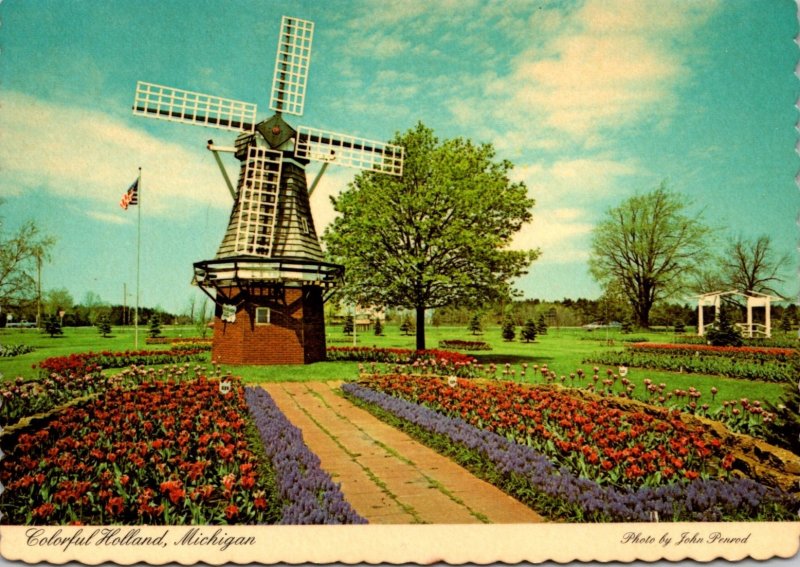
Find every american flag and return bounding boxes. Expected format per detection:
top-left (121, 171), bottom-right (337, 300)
top-left (120, 179), bottom-right (139, 210)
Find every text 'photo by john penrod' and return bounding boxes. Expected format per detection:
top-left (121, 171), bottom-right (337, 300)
top-left (0, 0), bottom-right (798, 564)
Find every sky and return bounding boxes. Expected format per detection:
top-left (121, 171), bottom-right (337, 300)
top-left (0, 0), bottom-right (797, 316)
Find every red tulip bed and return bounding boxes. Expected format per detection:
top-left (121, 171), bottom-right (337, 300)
top-left (326, 346), bottom-right (479, 377)
top-left (1, 375), bottom-right (277, 524)
top-left (343, 374), bottom-right (798, 521)
top-left (36, 347), bottom-right (209, 377)
top-left (586, 343), bottom-right (799, 382)
top-left (0, 371), bottom-right (364, 525)
top-left (1, 348), bottom-right (208, 426)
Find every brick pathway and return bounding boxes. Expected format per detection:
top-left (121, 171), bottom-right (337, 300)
top-left (261, 381), bottom-right (543, 524)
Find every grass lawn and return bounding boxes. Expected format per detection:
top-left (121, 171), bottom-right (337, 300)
top-left (0, 323), bottom-right (788, 410)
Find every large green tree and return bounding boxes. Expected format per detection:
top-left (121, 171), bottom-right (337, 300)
top-left (589, 183), bottom-right (709, 328)
top-left (0, 200), bottom-right (56, 317)
top-left (323, 122), bottom-right (539, 350)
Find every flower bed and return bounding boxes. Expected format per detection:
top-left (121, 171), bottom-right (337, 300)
top-left (343, 382), bottom-right (797, 521)
top-left (0, 344), bottom-right (34, 357)
top-left (146, 337), bottom-right (213, 347)
top-left (244, 387), bottom-right (366, 524)
top-left (631, 343), bottom-right (797, 359)
top-left (585, 343), bottom-right (798, 382)
top-left (0, 376), bottom-right (279, 524)
top-left (356, 374), bottom-right (736, 488)
top-left (327, 346), bottom-right (478, 377)
top-left (1, 364), bottom-right (201, 428)
top-left (675, 335), bottom-right (800, 349)
top-left (438, 339), bottom-right (492, 351)
top-left (37, 348), bottom-right (208, 377)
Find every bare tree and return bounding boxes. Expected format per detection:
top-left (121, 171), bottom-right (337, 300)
top-left (720, 235), bottom-right (789, 296)
top-left (0, 204), bottom-right (56, 316)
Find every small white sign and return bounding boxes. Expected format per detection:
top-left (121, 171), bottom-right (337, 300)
top-left (221, 304), bottom-right (236, 323)
top-left (219, 380), bottom-right (231, 395)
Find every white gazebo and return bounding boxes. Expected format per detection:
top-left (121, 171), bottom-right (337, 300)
top-left (696, 290), bottom-right (780, 338)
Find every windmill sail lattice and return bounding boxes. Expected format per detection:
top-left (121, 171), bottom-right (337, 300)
top-left (132, 14), bottom-right (403, 365)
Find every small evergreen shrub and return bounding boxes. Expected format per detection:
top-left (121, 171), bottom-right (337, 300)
top-left (521, 319), bottom-right (537, 343)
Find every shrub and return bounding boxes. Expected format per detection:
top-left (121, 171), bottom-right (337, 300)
top-left (399, 317), bottom-right (415, 336)
top-left (343, 315), bottom-right (354, 336)
top-left (521, 319), bottom-right (537, 343)
top-left (148, 314), bottom-right (162, 339)
top-left (96, 315), bottom-right (112, 338)
top-left (468, 314), bottom-right (483, 336)
top-left (501, 318), bottom-right (515, 341)
top-left (373, 318), bottom-right (383, 336)
top-left (536, 314), bottom-right (548, 336)
top-left (43, 316), bottom-right (62, 338)
top-left (764, 381), bottom-right (800, 453)
top-left (705, 307), bottom-right (742, 347)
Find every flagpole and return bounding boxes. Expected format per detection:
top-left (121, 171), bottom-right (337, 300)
top-left (135, 167), bottom-right (142, 349)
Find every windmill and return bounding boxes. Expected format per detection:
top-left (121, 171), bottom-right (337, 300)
top-left (133, 15), bottom-right (404, 365)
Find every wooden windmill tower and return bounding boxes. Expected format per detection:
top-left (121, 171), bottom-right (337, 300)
top-left (133, 15), bottom-right (404, 365)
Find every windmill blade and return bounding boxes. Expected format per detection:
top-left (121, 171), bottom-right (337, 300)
top-left (269, 16), bottom-right (314, 116)
top-left (228, 146), bottom-right (283, 257)
top-left (295, 126), bottom-right (404, 176)
top-left (134, 81), bottom-right (257, 132)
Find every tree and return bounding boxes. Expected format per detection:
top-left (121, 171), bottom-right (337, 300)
top-left (779, 314), bottom-right (792, 334)
top-left (343, 315), bottom-right (354, 336)
top-left (719, 235), bottom-right (789, 296)
top-left (148, 313), bottom-right (162, 338)
top-left (324, 122), bottom-right (539, 350)
top-left (78, 291), bottom-right (109, 325)
top-left (521, 319), bottom-right (537, 343)
top-left (0, 203), bottom-right (56, 317)
top-left (399, 316), bottom-right (415, 336)
top-left (43, 315), bottom-right (63, 338)
top-left (705, 306), bottom-right (742, 347)
top-left (96, 314), bottom-right (112, 338)
top-left (501, 318), bottom-right (516, 341)
top-left (196, 300), bottom-right (212, 338)
top-left (468, 314), bottom-right (483, 336)
top-left (44, 288), bottom-right (74, 318)
top-left (373, 318), bottom-right (383, 336)
top-left (536, 314), bottom-right (548, 336)
top-left (589, 183), bottom-right (709, 328)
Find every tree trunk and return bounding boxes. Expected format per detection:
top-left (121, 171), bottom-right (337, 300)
top-left (415, 305), bottom-right (426, 351)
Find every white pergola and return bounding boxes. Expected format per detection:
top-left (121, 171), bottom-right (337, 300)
top-left (696, 290), bottom-right (780, 338)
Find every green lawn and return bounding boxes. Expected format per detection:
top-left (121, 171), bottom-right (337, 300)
top-left (0, 323), bottom-right (787, 410)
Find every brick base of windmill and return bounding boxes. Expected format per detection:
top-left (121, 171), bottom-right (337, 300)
top-left (194, 258), bottom-right (342, 365)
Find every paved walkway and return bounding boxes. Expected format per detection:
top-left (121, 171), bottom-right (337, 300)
top-left (261, 381), bottom-right (543, 524)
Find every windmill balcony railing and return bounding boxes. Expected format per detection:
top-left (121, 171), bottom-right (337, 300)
top-left (192, 256), bottom-right (343, 289)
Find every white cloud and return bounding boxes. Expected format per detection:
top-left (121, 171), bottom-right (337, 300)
top-left (513, 156), bottom-right (640, 209)
top-left (449, 0), bottom-right (720, 148)
top-left (0, 90), bottom-right (230, 217)
top-left (512, 206), bottom-right (594, 265)
top-left (508, 154), bottom-right (642, 263)
top-left (86, 210), bottom-right (130, 225)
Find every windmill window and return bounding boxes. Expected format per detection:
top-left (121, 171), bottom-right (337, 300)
top-left (300, 217), bottom-right (309, 234)
top-left (255, 307), bottom-right (271, 325)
